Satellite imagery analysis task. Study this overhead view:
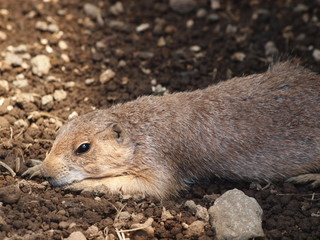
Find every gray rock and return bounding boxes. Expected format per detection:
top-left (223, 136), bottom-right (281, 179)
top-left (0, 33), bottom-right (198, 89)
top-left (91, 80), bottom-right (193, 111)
top-left (5, 52), bottom-right (23, 66)
top-left (35, 21), bottom-right (48, 31)
top-left (13, 79), bottom-right (28, 88)
top-left (208, 189), bottom-right (264, 240)
top-left (0, 31), bottom-right (7, 41)
top-left (185, 200), bottom-right (209, 221)
top-left (84, 3), bottom-right (104, 26)
top-left (53, 89), bottom-right (67, 101)
top-left (108, 20), bottom-right (131, 32)
top-left (211, 0), bottom-right (221, 10)
top-left (169, 0), bottom-right (197, 14)
top-left (41, 95), bottom-right (54, 105)
top-left (31, 55), bottom-right (51, 76)
top-left (48, 23), bottom-right (59, 33)
top-left (110, 1), bottom-right (124, 15)
top-left (0, 80), bottom-right (9, 93)
top-left (207, 13), bottom-right (220, 22)
top-left (265, 41), bottom-right (279, 57)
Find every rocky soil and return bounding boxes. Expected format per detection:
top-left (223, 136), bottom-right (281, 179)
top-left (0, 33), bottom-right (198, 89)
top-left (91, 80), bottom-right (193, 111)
top-left (0, 0), bottom-right (319, 239)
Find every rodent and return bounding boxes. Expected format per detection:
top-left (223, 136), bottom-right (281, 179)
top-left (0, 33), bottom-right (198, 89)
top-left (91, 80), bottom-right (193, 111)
top-left (39, 62), bottom-right (320, 198)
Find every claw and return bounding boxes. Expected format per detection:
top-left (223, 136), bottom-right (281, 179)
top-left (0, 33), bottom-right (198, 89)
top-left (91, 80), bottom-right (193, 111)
top-left (22, 159), bottom-right (43, 178)
top-left (287, 174), bottom-right (320, 188)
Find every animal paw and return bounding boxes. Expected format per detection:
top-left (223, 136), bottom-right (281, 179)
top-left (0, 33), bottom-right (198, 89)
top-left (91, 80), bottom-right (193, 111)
top-left (64, 179), bottom-right (111, 194)
top-left (22, 159), bottom-right (43, 179)
top-left (287, 174), bottom-right (320, 188)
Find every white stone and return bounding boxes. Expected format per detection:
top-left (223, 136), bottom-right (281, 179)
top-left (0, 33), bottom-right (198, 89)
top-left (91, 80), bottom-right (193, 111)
top-left (85, 78), bottom-right (95, 85)
top-left (110, 2), bottom-right (124, 15)
top-left (15, 93), bottom-right (35, 103)
top-left (61, 54), bottom-right (70, 62)
top-left (58, 40), bottom-right (68, 50)
top-left (48, 23), bottom-right (59, 33)
top-left (161, 207), bottom-right (174, 221)
top-left (190, 45), bottom-right (201, 52)
top-left (136, 23), bottom-right (150, 32)
top-left (211, 0), bottom-right (221, 9)
top-left (31, 55), bottom-right (51, 76)
top-left (208, 189), bottom-right (264, 240)
top-left (35, 21), bottom-right (48, 31)
top-left (265, 41), bottom-right (279, 56)
top-left (0, 31), bottom-right (7, 41)
top-left (5, 52), bottom-right (23, 66)
top-left (231, 52), bottom-right (246, 62)
top-left (14, 119), bottom-right (28, 128)
top-left (157, 37), bottom-right (166, 47)
top-left (53, 89), bottom-right (67, 101)
top-left (41, 95), bottom-right (53, 105)
top-left (68, 111), bottom-right (78, 120)
top-left (13, 79), bottom-right (28, 88)
top-left (312, 49), bottom-right (320, 61)
top-left (99, 69), bottom-right (116, 84)
top-left (83, 3), bottom-right (104, 26)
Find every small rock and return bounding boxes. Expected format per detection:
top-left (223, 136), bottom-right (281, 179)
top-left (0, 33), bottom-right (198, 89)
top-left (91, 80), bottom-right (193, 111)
top-left (294, 3), bottom-right (308, 12)
top-left (161, 207), bottom-right (174, 221)
top-left (312, 49), bottom-right (320, 62)
top-left (31, 55), bottom-right (51, 76)
top-left (190, 45), bottom-right (201, 52)
top-left (118, 211), bottom-right (131, 222)
top-left (169, 0), bottom-right (197, 14)
top-left (58, 40), bottom-right (68, 50)
top-left (265, 41), bottom-right (279, 57)
top-left (0, 80), bottom-right (9, 93)
top-left (110, 2), bottom-right (124, 15)
top-left (226, 24), bottom-right (237, 34)
top-left (35, 21), bottom-right (48, 31)
top-left (157, 37), bottom-right (166, 47)
top-left (186, 19), bottom-right (194, 28)
top-left (13, 79), bottom-right (28, 88)
top-left (208, 189), bottom-right (264, 240)
top-left (211, 0), bottom-right (221, 10)
top-left (0, 116), bottom-right (10, 128)
top-left (118, 60), bottom-right (127, 67)
top-left (41, 95), bottom-right (54, 105)
top-left (99, 69), bottom-right (116, 84)
top-left (85, 225), bottom-right (104, 239)
top-left (207, 13), bottom-right (220, 22)
top-left (48, 23), bottom-right (59, 33)
top-left (14, 119), bottom-right (28, 128)
top-left (83, 3), bottom-right (104, 26)
top-left (15, 93), bottom-right (35, 103)
top-left (5, 52), bottom-right (23, 66)
top-left (136, 23), bottom-right (150, 32)
top-left (65, 231), bottom-right (87, 240)
top-left (59, 221), bottom-right (70, 229)
top-left (61, 54), bottom-right (70, 62)
top-left (186, 220), bottom-right (206, 237)
top-left (0, 31), bottom-right (7, 41)
top-left (53, 89), bottom-right (67, 101)
top-left (196, 9), bottom-right (207, 18)
top-left (137, 51), bottom-right (154, 59)
top-left (231, 52), bottom-right (246, 62)
top-left (0, 185), bottom-right (21, 204)
top-left (108, 20), bottom-right (131, 32)
top-left (68, 111), bottom-right (78, 120)
top-left (85, 78), bottom-right (95, 85)
top-left (0, 98), bottom-right (11, 114)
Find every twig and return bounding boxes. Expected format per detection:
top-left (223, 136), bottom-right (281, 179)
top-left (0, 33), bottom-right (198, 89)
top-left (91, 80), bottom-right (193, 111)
top-left (0, 160), bottom-right (16, 177)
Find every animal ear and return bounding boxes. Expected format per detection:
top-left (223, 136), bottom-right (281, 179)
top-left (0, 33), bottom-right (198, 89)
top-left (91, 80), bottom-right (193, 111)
top-left (111, 123), bottom-right (125, 143)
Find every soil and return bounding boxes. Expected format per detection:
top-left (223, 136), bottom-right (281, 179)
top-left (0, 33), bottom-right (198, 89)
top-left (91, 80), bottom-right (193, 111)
top-left (0, 0), bottom-right (319, 239)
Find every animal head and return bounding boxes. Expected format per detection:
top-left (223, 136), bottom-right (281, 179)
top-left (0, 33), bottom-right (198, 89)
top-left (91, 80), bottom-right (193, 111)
top-left (41, 110), bottom-right (135, 187)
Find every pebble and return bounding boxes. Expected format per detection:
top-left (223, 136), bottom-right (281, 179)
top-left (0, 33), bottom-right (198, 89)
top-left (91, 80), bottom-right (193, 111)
top-left (118, 211), bottom-right (131, 222)
top-left (14, 119), bottom-right (28, 128)
top-left (137, 51), bottom-right (154, 59)
top-left (211, 0), bottom-right (221, 10)
top-left (41, 95), bottom-right (53, 105)
top-left (0, 98), bottom-right (10, 115)
top-left (186, 19), bottom-right (194, 28)
top-left (99, 69), bottom-right (116, 84)
top-left (48, 23), bottom-right (59, 33)
top-left (0, 185), bottom-right (21, 204)
top-left (265, 41), bottom-right (279, 56)
top-left (61, 54), bottom-right (70, 62)
top-left (109, 1), bottom-right (124, 15)
top-left (136, 23), bottom-right (150, 32)
top-left (231, 52), bottom-right (246, 62)
top-left (312, 49), bottom-right (320, 61)
top-left (186, 221), bottom-right (206, 237)
top-left (31, 55), bottom-right (51, 76)
top-left (208, 189), bottom-right (264, 240)
top-left (13, 79), bottom-right (29, 88)
top-left (207, 13), bottom-right (220, 22)
top-left (59, 221), bottom-right (70, 229)
top-left (58, 40), bottom-right (68, 50)
top-left (0, 31), bottom-right (7, 41)
top-left (35, 21), bottom-right (49, 31)
top-left (83, 3), bottom-right (104, 26)
top-left (108, 20), bottom-right (131, 32)
top-left (15, 93), bottom-right (35, 103)
top-left (0, 80), bottom-right (9, 93)
top-left (65, 231), bottom-right (87, 240)
top-left (169, 0), bottom-right (197, 14)
top-left (54, 89), bottom-right (67, 101)
top-left (190, 45), bottom-right (201, 52)
top-left (68, 111), bottom-right (78, 120)
top-left (85, 78), bottom-right (95, 85)
top-left (161, 207), bottom-right (174, 221)
top-left (5, 52), bottom-right (23, 66)
top-left (294, 3), bottom-right (308, 12)
top-left (196, 8), bottom-right (207, 18)
top-left (157, 36), bottom-right (166, 47)
top-left (118, 60), bottom-right (127, 67)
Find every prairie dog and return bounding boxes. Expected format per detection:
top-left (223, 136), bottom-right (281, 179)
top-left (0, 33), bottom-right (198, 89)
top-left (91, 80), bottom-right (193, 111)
top-left (38, 62), bottom-right (320, 198)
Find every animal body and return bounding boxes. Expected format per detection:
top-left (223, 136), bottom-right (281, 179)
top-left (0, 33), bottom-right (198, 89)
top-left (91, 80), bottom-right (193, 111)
top-left (33, 62), bottom-right (320, 198)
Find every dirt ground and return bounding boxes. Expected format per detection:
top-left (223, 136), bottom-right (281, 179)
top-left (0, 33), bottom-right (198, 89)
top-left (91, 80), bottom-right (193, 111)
top-left (0, 0), bottom-right (319, 239)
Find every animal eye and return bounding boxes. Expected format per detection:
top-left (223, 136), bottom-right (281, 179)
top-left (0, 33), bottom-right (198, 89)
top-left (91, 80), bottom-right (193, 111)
top-left (75, 143), bottom-right (91, 155)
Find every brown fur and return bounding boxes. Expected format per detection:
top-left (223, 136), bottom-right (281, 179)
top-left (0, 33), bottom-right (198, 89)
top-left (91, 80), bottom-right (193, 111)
top-left (41, 62), bottom-right (320, 198)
